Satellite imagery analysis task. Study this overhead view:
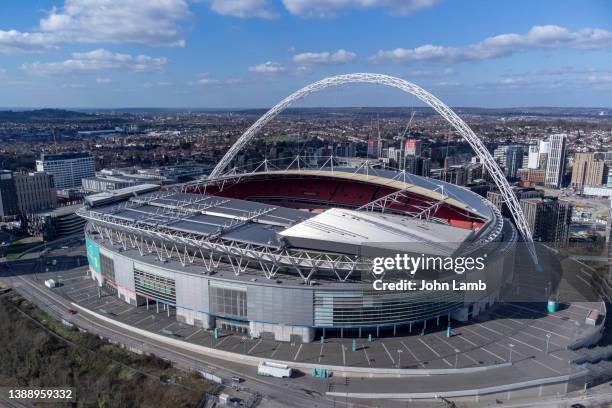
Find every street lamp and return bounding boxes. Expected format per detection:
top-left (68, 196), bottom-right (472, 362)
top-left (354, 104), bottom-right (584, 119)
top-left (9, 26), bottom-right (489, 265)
top-left (509, 343), bottom-right (514, 363)
top-left (397, 349), bottom-right (403, 369)
top-left (545, 333), bottom-right (551, 354)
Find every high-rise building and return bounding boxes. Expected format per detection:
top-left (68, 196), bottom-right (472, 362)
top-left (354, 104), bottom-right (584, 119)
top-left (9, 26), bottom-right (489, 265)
top-left (608, 167), bottom-right (612, 188)
top-left (335, 142), bottom-right (356, 158)
top-left (528, 140), bottom-right (551, 170)
top-left (0, 171), bottom-right (56, 217)
top-left (431, 165), bottom-right (466, 186)
top-left (367, 138), bottom-right (386, 158)
top-left (404, 139), bottom-right (422, 156)
top-left (544, 134), bottom-right (567, 189)
top-left (517, 168), bottom-right (546, 185)
top-left (0, 171), bottom-right (18, 217)
top-left (527, 145), bottom-right (540, 169)
top-left (36, 151), bottom-right (95, 190)
top-left (505, 145), bottom-right (524, 178)
top-left (487, 187), bottom-right (543, 217)
top-left (520, 197), bottom-right (572, 244)
top-left (404, 155), bottom-right (431, 177)
top-left (493, 145), bottom-right (508, 168)
top-left (14, 172), bottom-right (57, 214)
top-left (493, 145), bottom-right (524, 178)
top-left (571, 152), bottom-right (607, 189)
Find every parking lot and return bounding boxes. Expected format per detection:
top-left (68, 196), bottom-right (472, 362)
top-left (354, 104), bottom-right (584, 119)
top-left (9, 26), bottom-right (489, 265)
top-left (33, 261), bottom-right (592, 377)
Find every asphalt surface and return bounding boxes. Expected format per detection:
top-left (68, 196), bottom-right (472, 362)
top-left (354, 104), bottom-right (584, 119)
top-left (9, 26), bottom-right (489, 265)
top-left (0, 238), bottom-right (608, 407)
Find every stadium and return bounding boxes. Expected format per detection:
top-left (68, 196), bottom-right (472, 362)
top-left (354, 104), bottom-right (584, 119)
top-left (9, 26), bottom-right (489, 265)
top-left (78, 74), bottom-right (521, 344)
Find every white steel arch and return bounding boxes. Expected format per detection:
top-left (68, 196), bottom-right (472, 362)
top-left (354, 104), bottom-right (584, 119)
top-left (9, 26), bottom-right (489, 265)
top-left (210, 73), bottom-right (535, 252)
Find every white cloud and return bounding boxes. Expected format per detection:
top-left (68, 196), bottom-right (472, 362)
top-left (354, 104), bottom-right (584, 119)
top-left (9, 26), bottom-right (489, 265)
top-left (370, 25), bottom-right (612, 63)
top-left (0, 0), bottom-right (191, 52)
top-left (192, 74), bottom-right (244, 86)
top-left (587, 74), bottom-right (612, 84)
top-left (22, 49), bottom-right (168, 75)
top-left (405, 67), bottom-right (454, 77)
top-left (211, 0), bottom-right (277, 19)
top-left (142, 81), bottom-right (173, 88)
top-left (96, 77), bottom-right (111, 84)
top-left (282, 0), bottom-right (439, 18)
top-left (293, 49), bottom-right (357, 64)
top-left (40, 0), bottom-right (191, 46)
top-left (248, 61), bottom-right (287, 74)
top-left (0, 30), bottom-right (58, 53)
top-left (60, 83), bottom-right (86, 88)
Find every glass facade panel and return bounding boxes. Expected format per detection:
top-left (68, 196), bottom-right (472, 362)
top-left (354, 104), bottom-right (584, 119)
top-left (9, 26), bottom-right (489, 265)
top-left (209, 282), bottom-right (247, 318)
top-left (134, 268), bottom-right (176, 304)
top-left (314, 289), bottom-right (464, 328)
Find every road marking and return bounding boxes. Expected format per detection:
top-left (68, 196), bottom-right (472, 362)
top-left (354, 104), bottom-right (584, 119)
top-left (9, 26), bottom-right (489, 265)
top-left (417, 337), bottom-right (441, 357)
top-left (318, 342), bottom-right (324, 363)
top-left (381, 342), bottom-right (395, 364)
top-left (248, 338), bottom-right (263, 354)
top-left (117, 307), bottom-right (133, 316)
top-left (185, 328), bottom-right (202, 340)
top-left (478, 324), bottom-right (503, 336)
top-left (462, 352), bottom-right (479, 364)
top-left (214, 334), bottom-right (231, 348)
top-left (435, 335), bottom-right (463, 354)
top-left (442, 358), bottom-right (453, 367)
top-left (362, 347), bottom-right (371, 366)
top-left (576, 273), bottom-right (591, 287)
top-left (342, 344), bottom-right (346, 366)
top-left (161, 322), bottom-right (176, 332)
top-left (508, 336), bottom-right (542, 352)
top-left (527, 324), bottom-right (571, 341)
top-left (462, 326), bottom-right (490, 342)
top-left (487, 318), bottom-right (518, 331)
top-left (134, 314), bottom-right (154, 325)
top-left (400, 341), bottom-right (423, 368)
top-left (531, 357), bottom-right (562, 375)
top-left (270, 342), bottom-right (281, 358)
top-left (481, 347), bottom-right (505, 362)
top-left (293, 344), bottom-right (303, 361)
top-left (496, 342), bottom-right (527, 359)
top-left (456, 333), bottom-right (478, 347)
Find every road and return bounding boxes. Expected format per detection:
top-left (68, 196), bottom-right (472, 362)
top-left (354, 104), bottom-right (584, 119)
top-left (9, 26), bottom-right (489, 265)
top-left (0, 239), bottom-right (355, 408)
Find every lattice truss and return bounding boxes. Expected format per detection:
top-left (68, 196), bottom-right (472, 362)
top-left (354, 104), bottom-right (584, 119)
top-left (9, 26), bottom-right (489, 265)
top-left (206, 73), bottom-right (537, 263)
top-left (81, 159), bottom-right (509, 284)
top-left (79, 191), bottom-right (372, 283)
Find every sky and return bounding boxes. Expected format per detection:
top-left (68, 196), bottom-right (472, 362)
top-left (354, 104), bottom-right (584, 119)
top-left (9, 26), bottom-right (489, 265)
top-left (0, 0), bottom-right (611, 108)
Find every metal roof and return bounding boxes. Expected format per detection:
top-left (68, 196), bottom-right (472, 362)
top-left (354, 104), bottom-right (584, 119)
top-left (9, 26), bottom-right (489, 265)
top-left (90, 191), bottom-right (313, 247)
top-left (279, 208), bottom-right (473, 257)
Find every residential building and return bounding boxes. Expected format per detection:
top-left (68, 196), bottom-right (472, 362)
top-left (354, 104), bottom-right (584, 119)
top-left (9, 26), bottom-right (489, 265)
top-left (545, 134), bottom-right (567, 189)
top-left (505, 145), bottom-right (525, 178)
top-left (404, 155), bottom-right (431, 177)
top-left (404, 139), bottom-right (422, 156)
top-left (0, 170), bottom-right (18, 217)
top-left (571, 152), bottom-right (607, 189)
top-left (431, 165), bottom-right (466, 186)
top-left (520, 197), bottom-right (572, 244)
top-left (487, 187), bottom-right (544, 217)
top-left (0, 170), bottom-right (56, 217)
top-left (14, 172), bottom-right (57, 214)
top-left (36, 151), bottom-right (95, 189)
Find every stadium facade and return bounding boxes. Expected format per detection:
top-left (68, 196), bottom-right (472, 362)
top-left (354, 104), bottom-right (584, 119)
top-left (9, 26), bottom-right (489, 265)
top-left (79, 166), bottom-right (517, 343)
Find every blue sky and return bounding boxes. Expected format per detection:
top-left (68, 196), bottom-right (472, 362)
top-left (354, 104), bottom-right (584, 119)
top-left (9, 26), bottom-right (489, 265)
top-left (0, 0), bottom-right (611, 108)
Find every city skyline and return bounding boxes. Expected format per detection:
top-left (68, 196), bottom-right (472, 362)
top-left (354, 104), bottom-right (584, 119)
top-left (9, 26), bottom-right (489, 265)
top-left (0, 0), bottom-right (611, 108)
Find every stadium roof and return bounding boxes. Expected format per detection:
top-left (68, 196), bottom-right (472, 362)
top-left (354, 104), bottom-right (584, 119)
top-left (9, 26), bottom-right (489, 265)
top-left (279, 208), bottom-right (473, 257)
